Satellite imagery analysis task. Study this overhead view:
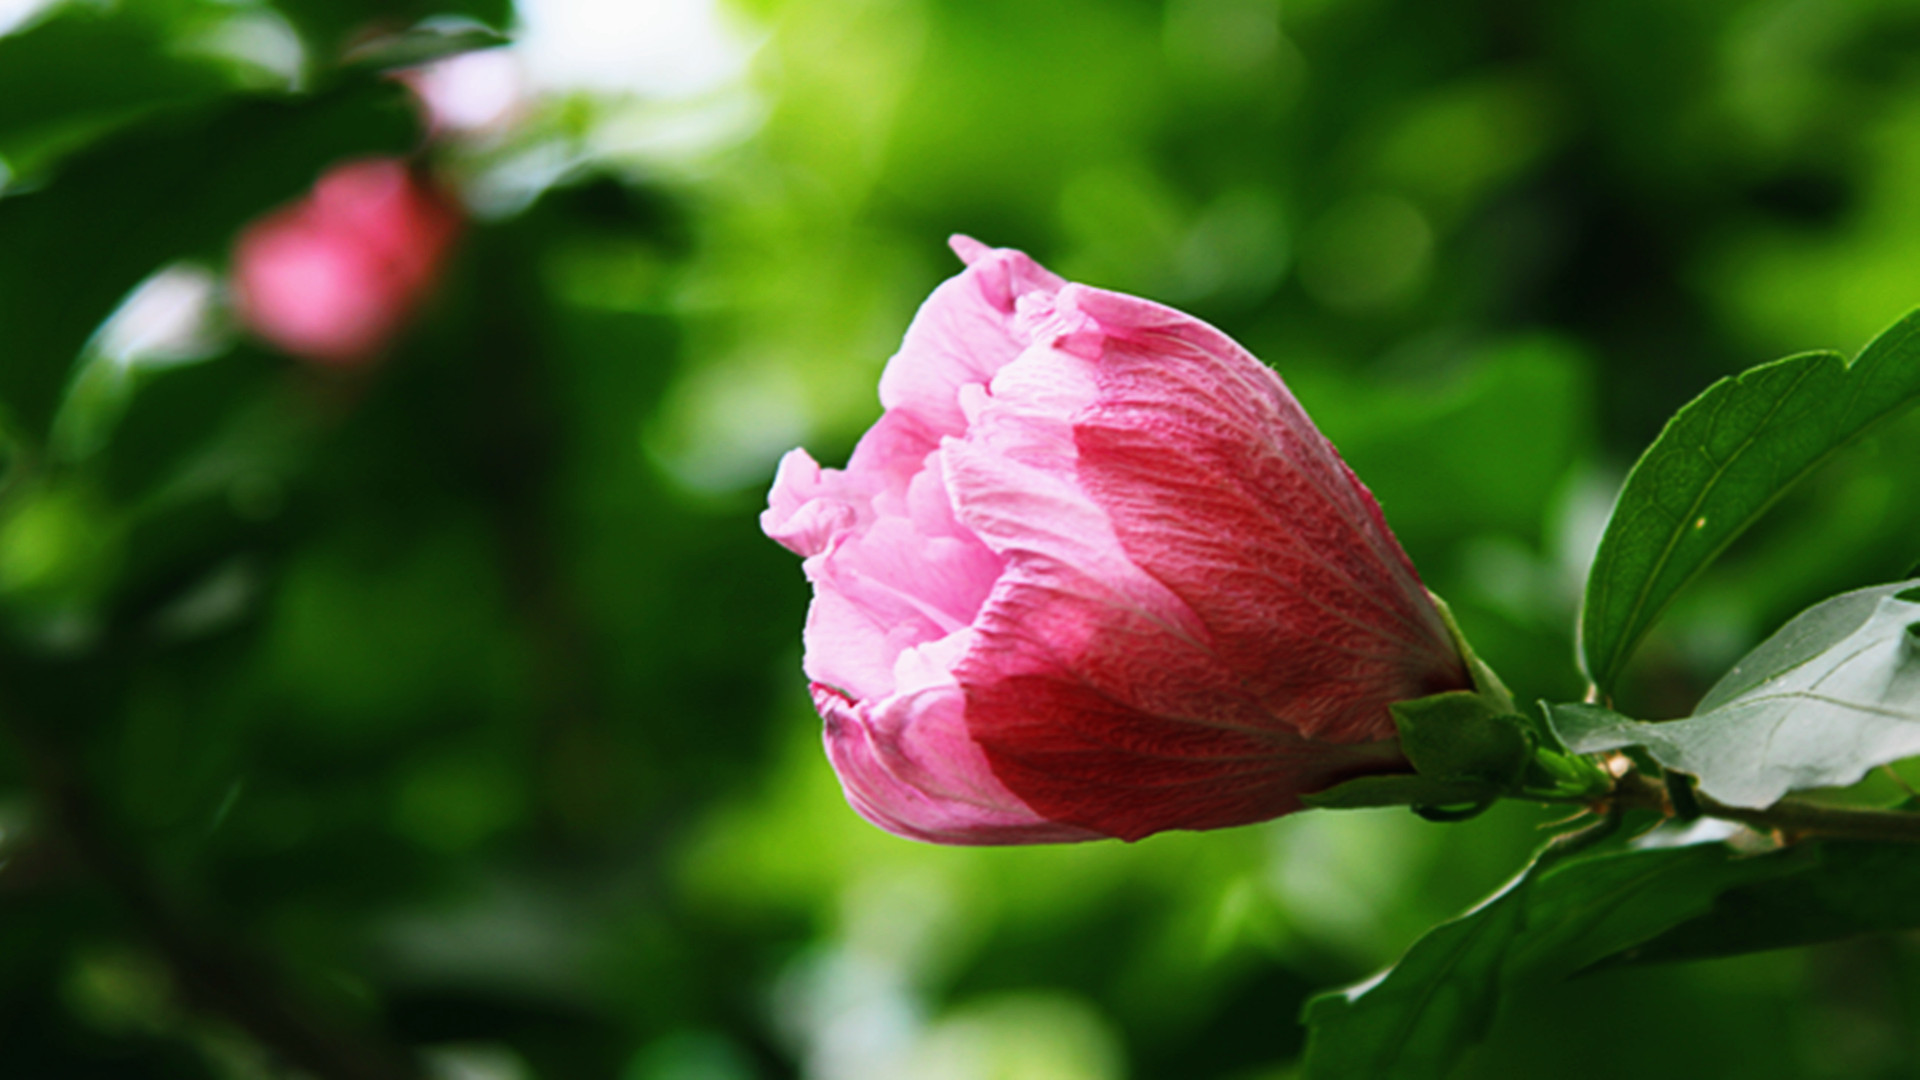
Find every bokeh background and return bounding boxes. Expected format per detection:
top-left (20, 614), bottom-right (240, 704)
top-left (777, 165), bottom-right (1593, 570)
top-left (5, 0), bottom-right (1920, 1077)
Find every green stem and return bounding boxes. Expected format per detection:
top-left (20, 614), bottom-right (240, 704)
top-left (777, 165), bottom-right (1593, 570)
top-left (1610, 770), bottom-right (1920, 844)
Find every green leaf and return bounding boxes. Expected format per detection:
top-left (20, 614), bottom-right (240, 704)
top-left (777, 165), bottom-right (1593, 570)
top-left (341, 26), bottom-right (511, 71)
top-left (1301, 843), bottom-right (1812, 1080)
top-left (1540, 702), bottom-right (1645, 752)
top-left (1552, 580), bottom-right (1920, 808)
top-left (1503, 843), bottom-right (1790, 976)
top-left (1602, 842), bottom-right (1920, 967)
top-left (1301, 869), bottom-right (1532, 1080)
top-left (100, 351), bottom-right (284, 505)
top-left (0, 83), bottom-right (415, 444)
top-left (1697, 578), bottom-right (1920, 712)
top-left (0, 10), bottom-right (233, 173)
top-left (270, 0), bottom-right (510, 60)
top-left (1579, 312), bottom-right (1920, 694)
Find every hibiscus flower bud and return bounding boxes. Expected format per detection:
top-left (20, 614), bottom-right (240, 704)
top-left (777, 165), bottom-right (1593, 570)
top-left (231, 157), bottom-right (461, 366)
top-left (762, 237), bottom-right (1472, 844)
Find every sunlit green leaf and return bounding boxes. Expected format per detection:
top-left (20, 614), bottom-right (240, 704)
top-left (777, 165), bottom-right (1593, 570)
top-left (1579, 312), bottom-right (1920, 693)
top-left (1555, 581), bottom-right (1920, 808)
top-left (1695, 579), bottom-right (1920, 712)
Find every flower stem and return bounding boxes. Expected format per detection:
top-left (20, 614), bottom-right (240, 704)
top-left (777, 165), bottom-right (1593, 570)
top-left (1610, 770), bottom-right (1920, 844)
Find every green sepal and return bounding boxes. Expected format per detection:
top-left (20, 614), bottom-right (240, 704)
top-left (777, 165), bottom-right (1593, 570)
top-left (1302, 592), bottom-right (1623, 817)
top-left (1392, 690), bottom-right (1533, 788)
top-left (1427, 589), bottom-right (1516, 715)
top-left (1303, 690), bottom-right (1536, 817)
top-left (1411, 591), bottom-right (1614, 804)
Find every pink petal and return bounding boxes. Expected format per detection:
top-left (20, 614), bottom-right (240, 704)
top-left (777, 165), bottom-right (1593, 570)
top-left (960, 651), bottom-right (1412, 841)
top-left (761, 448), bottom-right (844, 557)
top-left (940, 281), bottom-right (1462, 839)
top-left (1067, 285), bottom-right (1468, 740)
top-left (875, 237), bottom-right (1065, 438)
top-left (817, 682), bottom-right (1098, 845)
top-left (761, 410), bottom-right (941, 558)
top-left (800, 511), bottom-right (1000, 700)
top-left (764, 239), bottom-right (1465, 845)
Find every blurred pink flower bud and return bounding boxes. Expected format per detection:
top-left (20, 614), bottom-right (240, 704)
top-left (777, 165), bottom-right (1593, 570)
top-left (231, 157), bottom-right (461, 366)
top-left (763, 237), bottom-right (1472, 844)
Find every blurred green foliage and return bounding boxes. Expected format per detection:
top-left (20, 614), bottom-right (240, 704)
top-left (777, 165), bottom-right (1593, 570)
top-left (3, 0), bottom-right (1920, 1078)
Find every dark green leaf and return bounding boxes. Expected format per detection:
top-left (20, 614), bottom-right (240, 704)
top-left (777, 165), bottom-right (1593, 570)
top-left (1301, 870), bottom-right (1531, 1080)
top-left (104, 352), bottom-right (286, 505)
top-left (1552, 582), bottom-right (1920, 807)
top-left (1301, 843), bottom-right (1813, 1080)
top-left (0, 11), bottom-right (233, 171)
top-left (1579, 313), bottom-right (1920, 693)
top-left (0, 83), bottom-right (415, 444)
top-left (1604, 842), bottom-right (1920, 966)
top-left (1505, 843), bottom-right (1792, 976)
top-left (270, 0), bottom-right (511, 60)
top-left (342, 27), bottom-right (511, 71)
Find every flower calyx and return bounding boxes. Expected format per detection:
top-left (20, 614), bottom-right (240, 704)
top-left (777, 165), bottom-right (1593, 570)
top-left (1305, 690), bottom-right (1613, 820)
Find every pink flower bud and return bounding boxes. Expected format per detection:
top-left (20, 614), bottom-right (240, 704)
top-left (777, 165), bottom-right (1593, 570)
top-left (763, 237), bottom-right (1472, 844)
top-left (231, 158), bottom-right (461, 366)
